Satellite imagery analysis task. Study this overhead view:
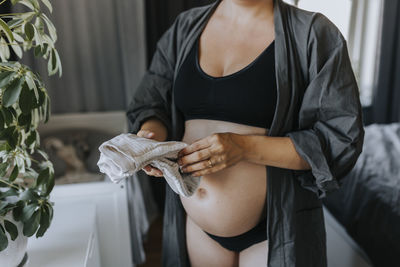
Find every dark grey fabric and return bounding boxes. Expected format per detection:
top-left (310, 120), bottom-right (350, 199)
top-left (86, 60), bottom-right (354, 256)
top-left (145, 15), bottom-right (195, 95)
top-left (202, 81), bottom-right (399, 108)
top-left (372, 0), bottom-right (400, 123)
top-left (323, 123), bottom-right (400, 267)
top-left (126, 0), bottom-right (364, 266)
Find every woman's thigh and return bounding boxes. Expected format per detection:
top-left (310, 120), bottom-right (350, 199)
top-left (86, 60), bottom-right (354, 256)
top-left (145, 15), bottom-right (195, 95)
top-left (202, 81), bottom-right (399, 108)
top-left (238, 240), bottom-right (268, 267)
top-left (186, 215), bottom-right (239, 267)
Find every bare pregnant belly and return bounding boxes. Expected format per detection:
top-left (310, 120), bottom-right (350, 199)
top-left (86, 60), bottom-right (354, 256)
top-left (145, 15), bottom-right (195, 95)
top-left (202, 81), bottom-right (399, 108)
top-left (179, 119), bottom-right (268, 237)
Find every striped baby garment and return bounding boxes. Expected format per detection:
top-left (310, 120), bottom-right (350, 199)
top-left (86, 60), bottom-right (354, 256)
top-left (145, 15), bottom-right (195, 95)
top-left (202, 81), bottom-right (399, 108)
top-left (97, 133), bottom-right (201, 197)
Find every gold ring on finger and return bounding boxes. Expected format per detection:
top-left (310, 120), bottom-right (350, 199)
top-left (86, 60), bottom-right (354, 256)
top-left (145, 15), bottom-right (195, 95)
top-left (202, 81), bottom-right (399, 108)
top-left (208, 159), bottom-right (213, 168)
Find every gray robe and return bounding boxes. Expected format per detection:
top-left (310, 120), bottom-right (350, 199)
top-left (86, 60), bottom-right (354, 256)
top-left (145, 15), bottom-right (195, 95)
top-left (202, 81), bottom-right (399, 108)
top-left (126, 0), bottom-right (365, 266)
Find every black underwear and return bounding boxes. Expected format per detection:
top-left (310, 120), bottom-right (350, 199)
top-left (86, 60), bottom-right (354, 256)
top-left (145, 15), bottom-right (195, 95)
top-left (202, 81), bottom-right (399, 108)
top-left (204, 215), bottom-right (268, 252)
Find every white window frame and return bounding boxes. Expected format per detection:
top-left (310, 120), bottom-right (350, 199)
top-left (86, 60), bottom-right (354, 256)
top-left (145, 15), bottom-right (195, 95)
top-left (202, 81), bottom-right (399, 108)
top-left (346, 0), bottom-right (384, 106)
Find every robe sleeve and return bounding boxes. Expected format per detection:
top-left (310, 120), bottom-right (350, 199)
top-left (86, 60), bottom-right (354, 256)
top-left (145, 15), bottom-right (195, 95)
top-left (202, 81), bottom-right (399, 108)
top-left (285, 16), bottom-right (365, 199)
top-left (126, 17), bottom-right (180, 141)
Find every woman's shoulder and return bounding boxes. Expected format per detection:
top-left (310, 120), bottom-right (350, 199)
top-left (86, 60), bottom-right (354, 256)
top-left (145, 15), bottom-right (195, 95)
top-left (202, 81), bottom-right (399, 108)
top-left (283, 1), bottom-right (345, 47)
top-left (173, 3), bottom-right (216, 33)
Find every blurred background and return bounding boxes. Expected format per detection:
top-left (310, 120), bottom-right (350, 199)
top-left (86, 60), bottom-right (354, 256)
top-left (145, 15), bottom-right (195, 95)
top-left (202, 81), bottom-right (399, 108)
top-left (0, 0), bottom-right (398, 266)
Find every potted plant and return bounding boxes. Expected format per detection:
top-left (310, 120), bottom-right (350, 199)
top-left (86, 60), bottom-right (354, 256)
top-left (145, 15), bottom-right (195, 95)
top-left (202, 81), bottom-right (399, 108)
top-left (0, 0), bottom-right (61, 265)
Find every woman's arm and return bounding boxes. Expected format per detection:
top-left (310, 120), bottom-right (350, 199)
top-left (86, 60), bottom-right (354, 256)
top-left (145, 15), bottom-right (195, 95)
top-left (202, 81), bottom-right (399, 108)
top-left (178, 132), bottom-right (310, 177)
top-left (139, 117), bottom-right (168, 142)
top-left (237, 134), bottom-right (311, 170)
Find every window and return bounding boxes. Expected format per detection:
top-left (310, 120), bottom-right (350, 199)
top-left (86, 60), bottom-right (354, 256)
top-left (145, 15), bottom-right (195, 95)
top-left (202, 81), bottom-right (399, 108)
top-left (283, 0), bottom-right (384, 106)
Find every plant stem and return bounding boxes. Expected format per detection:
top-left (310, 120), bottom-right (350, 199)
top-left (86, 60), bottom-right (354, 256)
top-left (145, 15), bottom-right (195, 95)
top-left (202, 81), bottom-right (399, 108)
top-left (1, 42), bottom-right (43, 48)
top-left (0, 178), bottom-right (20, 190)
top-left (0, 13), bottom-right (26, 16)
top-left (0, 66), bottom-right (15, 71)
top-left (30, 157), bottom-right (40, 164)
top-left (0, 42), bottom-right (23, 46)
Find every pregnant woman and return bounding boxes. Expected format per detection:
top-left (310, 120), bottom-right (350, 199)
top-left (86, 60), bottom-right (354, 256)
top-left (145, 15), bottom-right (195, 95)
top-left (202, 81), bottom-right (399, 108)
top-left (128, 0), bottom-right (364, 266)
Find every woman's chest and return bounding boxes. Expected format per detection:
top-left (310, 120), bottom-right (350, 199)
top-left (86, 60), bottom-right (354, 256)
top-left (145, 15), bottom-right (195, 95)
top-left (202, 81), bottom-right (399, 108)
top-left (198, 13), bottom-right (274, 78)
top-left (173, 33), bottom-right (277, 130)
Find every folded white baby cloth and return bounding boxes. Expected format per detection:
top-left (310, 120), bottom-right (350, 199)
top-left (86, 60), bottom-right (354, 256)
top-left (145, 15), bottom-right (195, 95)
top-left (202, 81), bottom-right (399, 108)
top-left (97, 133), bottom-right (201, 197)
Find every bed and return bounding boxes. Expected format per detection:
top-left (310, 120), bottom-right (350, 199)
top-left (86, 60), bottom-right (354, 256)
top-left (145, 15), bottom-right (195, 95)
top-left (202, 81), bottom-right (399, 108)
top-left (323, 123), bottom-right (400, 267)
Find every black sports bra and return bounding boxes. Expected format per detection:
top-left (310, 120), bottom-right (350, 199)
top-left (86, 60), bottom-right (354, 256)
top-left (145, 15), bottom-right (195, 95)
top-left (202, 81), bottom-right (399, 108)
top-left (174, 36), bottom-right (277, 129)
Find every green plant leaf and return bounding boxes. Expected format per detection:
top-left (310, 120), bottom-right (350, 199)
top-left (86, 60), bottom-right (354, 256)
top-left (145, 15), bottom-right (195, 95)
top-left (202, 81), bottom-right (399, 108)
top-left (37, 88), bottom-right (45, 106)
top-left (36, 167), bottom-right (49, 186)
top-left (18, 1), bottom-right (35, 10)
top-left (47, 48), bottom-right (56, 75)
top-left (23, 209), bottom-right (40, 237)
top-left (0, 62), bottom-right (19, 68)
top-left (34, 16), bottom-right (44, 34)
top-left (0, 18), bottom-right (14, 42)
top-left (0, 111), bottom-right (4, 130)
top-left (34, 45), bottom-right (42, 57)
top-left (3, 77), bottom-right (24, 107)
top-left (26, 130), bottom-right (36, 147)
top-left (4, 220), bottom-right (18, 241)
top-left (0, 188), bottom-right (18, 200)
top-left (41, 43), bottom-right (49, 57)
top-left (19, 83), bottom-right (34, 114)
top-left (37, 149), bottom-right (48, 160)
top-left (9, 165), bottom-right (18, 182)
top-left (0, 71), bottom-right (16, 88)
top-left (0, 224), bottom-right (8, 252)
top-left (13, 31), bottom-right (25, 46)
top-left (0, 201), bottom-right (8, 210)
top-left (0, 163), bottom-right (8, 177)
top-left (12, 201), bottom-right (24, 221)
top-left (44, 96), bottom-right (50, 122)
top-left (7, 18), bottom-right (23, 29)
top-left (36, 205), bottom-right (50, 237)
top-left (41, 0), bottom-right (52, 13)
top-left (41, 13), bottom-right (56, 41)
top-left (19, 11), bottom-right (36, 22)
top-left (25, 72), bottom-right (39, 101)
top-left (0, 126), bottom-right (17, 149)
top-left (46, 202), bottom-right (53, 221)
top-left (24, 22), bottom-right (35, 41)
top-left (33, 24), bottom-right (43, 47)
top-left (7, 106), bottom-right (17, 118)
top-left (0, 107), bottom-right (13, 124)
top-left (12, 32), bottom-right (25, 43)
top-left (11, 43), bottom-right (23, 59)
top-left (0, 142), bottom-right (11, 153)
top-left (21, 203), bottom-right (38, 223)
top-left (29, 0), bottom-right (40, 10)
top-left (54, 49), bottom-right (62, 77)
top-left (19, 189), bottom-right (39, 202)
top-left (17, 112), bottom-right (31, 127)
top-left (44, 171), bottom-right (54, 196)
top-left (0, 37), bottom-right (10, 61)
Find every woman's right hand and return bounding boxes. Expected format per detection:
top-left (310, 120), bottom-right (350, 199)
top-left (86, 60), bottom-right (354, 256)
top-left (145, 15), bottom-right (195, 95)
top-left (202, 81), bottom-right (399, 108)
top-left (136, 129), bottom-right (164, 177)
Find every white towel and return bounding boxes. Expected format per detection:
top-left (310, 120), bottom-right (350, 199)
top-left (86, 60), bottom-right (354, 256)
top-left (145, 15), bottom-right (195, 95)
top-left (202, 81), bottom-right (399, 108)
top-left (97, 133), bottom-right (201, 197)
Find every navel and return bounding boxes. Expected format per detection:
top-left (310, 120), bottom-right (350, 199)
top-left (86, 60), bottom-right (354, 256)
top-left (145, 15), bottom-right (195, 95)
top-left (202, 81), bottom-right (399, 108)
top-left (196, 187), bottom-right (207, 199)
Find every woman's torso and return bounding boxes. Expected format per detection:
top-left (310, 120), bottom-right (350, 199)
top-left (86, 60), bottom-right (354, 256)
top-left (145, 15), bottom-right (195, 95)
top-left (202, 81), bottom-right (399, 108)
top-left (179, 120), bottom-right (269, 236)
top-left (175, 1), bottom-right (276, 237)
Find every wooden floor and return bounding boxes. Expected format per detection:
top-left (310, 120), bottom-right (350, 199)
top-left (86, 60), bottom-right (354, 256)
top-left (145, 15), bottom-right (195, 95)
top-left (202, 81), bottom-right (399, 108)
top-left (138, 216), bottom-right (163, 267)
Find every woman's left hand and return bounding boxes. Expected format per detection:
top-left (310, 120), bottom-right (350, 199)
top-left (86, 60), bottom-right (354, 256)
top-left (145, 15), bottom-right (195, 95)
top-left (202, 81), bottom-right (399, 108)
top-left (177, 132), bottom-right (246, 177)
